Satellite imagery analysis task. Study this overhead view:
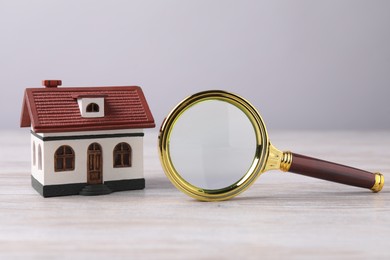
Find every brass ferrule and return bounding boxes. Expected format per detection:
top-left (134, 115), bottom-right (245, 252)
top-left (371, 173), bottom-right (384, 193)
top-left (264, 145), bottom-right (294, 172)
top-left (280, 151), bottom-right (293, 172)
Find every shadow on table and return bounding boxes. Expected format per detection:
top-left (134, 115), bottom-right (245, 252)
top-left (231, 189), bottom-right (388, 208)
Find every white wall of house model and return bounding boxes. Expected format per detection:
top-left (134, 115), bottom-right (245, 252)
top-left (31, 129), bottom-right (144, 186)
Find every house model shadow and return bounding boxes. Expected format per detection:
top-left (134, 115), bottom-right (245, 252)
top-left (20, 80), bottom-right (155, 197)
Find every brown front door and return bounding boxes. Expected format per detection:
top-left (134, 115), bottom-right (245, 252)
top-left (87, 143), bottom-right (102, 184)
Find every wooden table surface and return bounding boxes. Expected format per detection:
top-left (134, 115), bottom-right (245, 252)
top-left (1, 130), bottom-right (389, 259)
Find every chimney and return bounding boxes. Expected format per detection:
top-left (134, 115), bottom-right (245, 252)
top-left (43, 80), bottom-right (62, 88)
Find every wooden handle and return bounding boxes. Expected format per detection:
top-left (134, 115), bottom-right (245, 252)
top-left (288, 153), bottom-right (384, 192)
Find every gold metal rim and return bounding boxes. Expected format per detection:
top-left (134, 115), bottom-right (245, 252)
top-left (158, 90), bottom-right (269, 201)
top-left (371, 173), bottom-right (384, 193)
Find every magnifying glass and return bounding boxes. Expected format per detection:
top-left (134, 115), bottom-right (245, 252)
top-left (158, 90), bottom-right (384, 201)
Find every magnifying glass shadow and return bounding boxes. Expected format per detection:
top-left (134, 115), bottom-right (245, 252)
top-left (232, 186), bottom-right (388, 205)
top-left (148, 175), bottom-right (388, 204)
top-left (237, 191), bottom-right (388, 200)
top-left (146, 175), bottom-right (178, 190)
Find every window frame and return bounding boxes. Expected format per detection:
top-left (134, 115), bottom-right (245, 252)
top-left (32, 141), bottom-right (36, 166)
top-left (86, 103), bottom-right (100, 113)
top-left (113, 142), bottom-right (132, 168)
top-left (54, 145), bottom-right (75, 172)
top-left (38, 144), bottom-right (42, 170)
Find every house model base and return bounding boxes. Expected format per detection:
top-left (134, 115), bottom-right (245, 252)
top-left (20, 80), bottom-right (155, 197)
top-left (31, 175), bottom-right (145, 197)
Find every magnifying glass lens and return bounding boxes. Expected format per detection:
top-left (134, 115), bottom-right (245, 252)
top-left (169, 100), bottom-right (258, 190)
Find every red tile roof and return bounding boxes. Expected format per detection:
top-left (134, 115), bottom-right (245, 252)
top-left (21, 85), bottom-right (155, 133)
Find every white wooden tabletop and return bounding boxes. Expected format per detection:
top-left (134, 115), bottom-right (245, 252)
top-left (1, 130), bottom-right (389, 259)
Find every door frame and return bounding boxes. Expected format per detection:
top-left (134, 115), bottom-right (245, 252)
top-left (87, 143), bottom-right (103, 184)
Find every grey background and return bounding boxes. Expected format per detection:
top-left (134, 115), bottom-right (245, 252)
top-left (1, 0), bottom-right (389, 131)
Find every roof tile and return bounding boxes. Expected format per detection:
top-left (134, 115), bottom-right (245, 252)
top-left (20, 86), bottom-right (155, 133)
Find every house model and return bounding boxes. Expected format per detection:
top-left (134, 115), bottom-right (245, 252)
top-left (20, 80), bottom-right (155, 197)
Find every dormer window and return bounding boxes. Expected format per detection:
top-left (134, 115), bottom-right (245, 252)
top-left (86, 103), bottom-right (99, 113)
top-left (73, 94), bottom-right (107, 118)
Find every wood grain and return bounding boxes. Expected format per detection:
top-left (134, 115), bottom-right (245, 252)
top-left (0, 130), bottom-right (389, 259)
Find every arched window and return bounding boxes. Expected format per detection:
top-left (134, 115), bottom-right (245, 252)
top-left (54, 145), bottom-right (75, 172)
top-left (38, 144), bottom-right (42, 170)
top-left (33, 141), bottom-right (36, 166)
top-left (86, 103), bottom-right (99, 112)
top-left (113, 142), bottom-right (132, 168)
